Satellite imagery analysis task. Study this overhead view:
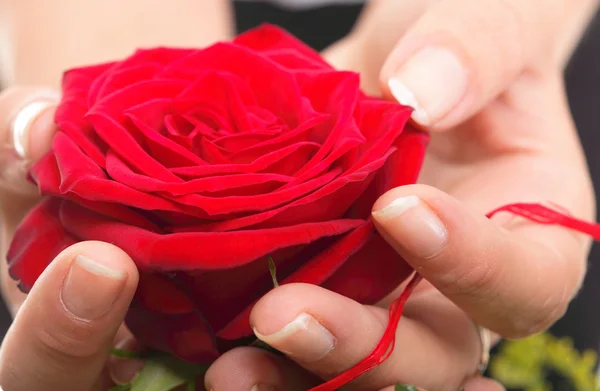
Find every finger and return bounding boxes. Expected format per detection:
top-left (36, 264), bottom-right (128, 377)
top-left (461, 377), bottom-right (506, 391)
top-left (251, 283), bottom-right (482, 391)
top-left (379, 0), bottom-right (579, 129)
top-left (0, 241), bottom-right (139, 391)
top-left (204, 347), bottom-right (319, 391)
top-left (0, 87), bottom-right (59, 195)
top-left (378, 376), bottom-right (505, 391)
top-left (372, 184), bottom-right (586, 338)
top-left (108, 334), bottom-right (144, 386)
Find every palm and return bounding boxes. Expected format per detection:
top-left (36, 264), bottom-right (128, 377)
top-left (419, 74), bottom-right (592, 221)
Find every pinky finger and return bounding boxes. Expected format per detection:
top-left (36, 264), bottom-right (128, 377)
top-left (204, 347), bottom-right (319, 391)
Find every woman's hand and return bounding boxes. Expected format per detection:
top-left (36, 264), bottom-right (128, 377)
top-left (205, 1), bottom-right (598, 390)
top-left (0, 89), bottom-right (141, 391)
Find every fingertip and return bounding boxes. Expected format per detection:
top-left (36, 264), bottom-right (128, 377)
top-left (59, 241), bottom-right (140, 287)
top-left (463, 377), bottom-right (506, 391)
top-left (203, 348), bottom-right (282, 391)
top-left (108, 336), bottom-right (144, 385)
top-left (0, 88), bottom-right (59, 195)
top-left (6, 89), bottom-right (59, 160)
top-left (26, 105), bottom-right (58, 162)
top-left (250, 283), bottom-right (331, 336)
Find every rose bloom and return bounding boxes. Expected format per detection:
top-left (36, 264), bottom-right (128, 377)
top-left (8, 25), bottom-right (428, 362)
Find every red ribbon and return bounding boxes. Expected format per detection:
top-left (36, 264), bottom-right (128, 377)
top-left (309, 203), bottom-right (600, 391)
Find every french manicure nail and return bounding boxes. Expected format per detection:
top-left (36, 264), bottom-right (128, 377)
top-left (388, 47), bottom-right (468, 126)
top-left (250, 385), bottom-right (276, 391)
top-left (253, 313), bottom-right (335, 363)
top-left (61, 255), bottom-right (127, 320)
top-left (10, 93), bottom-right (59, 158)
top-left (372, 195), bottom-right (448, 259)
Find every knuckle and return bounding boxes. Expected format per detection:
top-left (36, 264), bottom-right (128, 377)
top-left (453, 0), bottom-right (526, 77)
top-left (508, 293), bottom-right (569, 338)
top-left (33, 320), bottom-right (104, 362)
top-left (437, 255), bottom-right (497, 298)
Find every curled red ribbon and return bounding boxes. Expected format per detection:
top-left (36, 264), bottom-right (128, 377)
top-left (309, 203), bottom-right (600, 391)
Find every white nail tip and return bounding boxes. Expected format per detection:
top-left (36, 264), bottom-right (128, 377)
top-left (74, 255), bottom-right (126, 280)
top-left (253, 312), bottom-right (314, 343)
top-left (373, 195), bottom-right (421, 220)
top-left (11, 100), bottom-right (55, 158)
top-left (388, 79), bottom-right (430, 126)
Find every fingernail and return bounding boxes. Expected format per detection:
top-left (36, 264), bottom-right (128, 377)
top-left (61, 255), bottom-right (127, 320)
top-left (372, 195), bottom-right (448, 259)
top-left (10, 94), bottom-right (59, 158)
top-left (250, 385), bottom-right (276, 391)
top-left (388, 47), bottom-right (468, 126)
top-left (253, 313), bottom-right (335, 363)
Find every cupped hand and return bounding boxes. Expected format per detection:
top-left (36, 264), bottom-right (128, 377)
top-left (205, 0), bottom-right (597, 390)
top-left (0, 88), bottom-right (142, 391)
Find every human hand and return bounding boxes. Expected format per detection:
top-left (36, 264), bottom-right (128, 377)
top-left (0, 89), bottom-right (141, 391)
top-left (204, 1), bottom-right (597, 390)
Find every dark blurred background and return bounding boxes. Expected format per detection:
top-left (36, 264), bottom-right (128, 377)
top-left (0, 0), bottom-right (599, 376)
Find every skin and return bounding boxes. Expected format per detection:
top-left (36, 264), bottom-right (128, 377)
top-left (0, 0), bottom-right (598, 390)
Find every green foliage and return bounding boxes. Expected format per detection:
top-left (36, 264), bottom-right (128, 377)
top-left (490, 333), bottom-right (599, 391)
top-left (108, 350), bottom-right (208, 391)
top-left (110, 348), bottom-right (143, 359)
top-left (395, 384), bottom-right (419, 391)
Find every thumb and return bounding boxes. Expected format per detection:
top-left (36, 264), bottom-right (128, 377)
top-left (0, 241), bottom-right (139, 391)
top-left (379, 0), bottom-right (565, 129)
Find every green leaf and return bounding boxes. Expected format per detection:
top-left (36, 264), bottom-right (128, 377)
top-left (110, 348), bottom-right (143, 359)
top-left (395, 383), bottom-right (418, 391)
top-left (108, 384), bottom-right (131, 391)
top-left (268, 257), bottom-right (279, 288)
top-left (129, 355), bottom-right (209, 391)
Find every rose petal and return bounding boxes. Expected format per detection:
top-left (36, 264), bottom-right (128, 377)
top-left (175, 71), bottom-right (256, 134)
top-left (170, 141), bottom-right (320, 178)
top-left (349, 126), bottom-right (429, 219)
top-left (34, 133), bottom-right (194, 216)
top-left (127, 112), bottom-right (208, 167)
top-left (322, 232), bottom-right (413, 303)
top-left (87, 111), bottom-right (184, 182)
top-left (106, 150), bottom-right (293, 196)
top-left (229, 112), bottom-right (328, 163)
top-left (234, 24), bottom-right (332, 70)
top-left (7, 198), bottom-right (77, 292)
top-left (187, 150), bottom-right (392, 232)
top-left (125, 305), bottom-right (220, 363)
top-left (165, 167), bottom-right (341, 217)
top-left (58, 200), bottom-right (364, 270)
top-left (159, 43), bottom-right (312, 128)
top-left (218, 221), bottom-right (374, 339)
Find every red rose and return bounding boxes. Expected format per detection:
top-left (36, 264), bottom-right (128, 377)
top-left (8, 24), bottom-right (428, 362)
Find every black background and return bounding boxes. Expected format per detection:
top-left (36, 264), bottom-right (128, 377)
top-left (1, 0), bottom-right (599, 364)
